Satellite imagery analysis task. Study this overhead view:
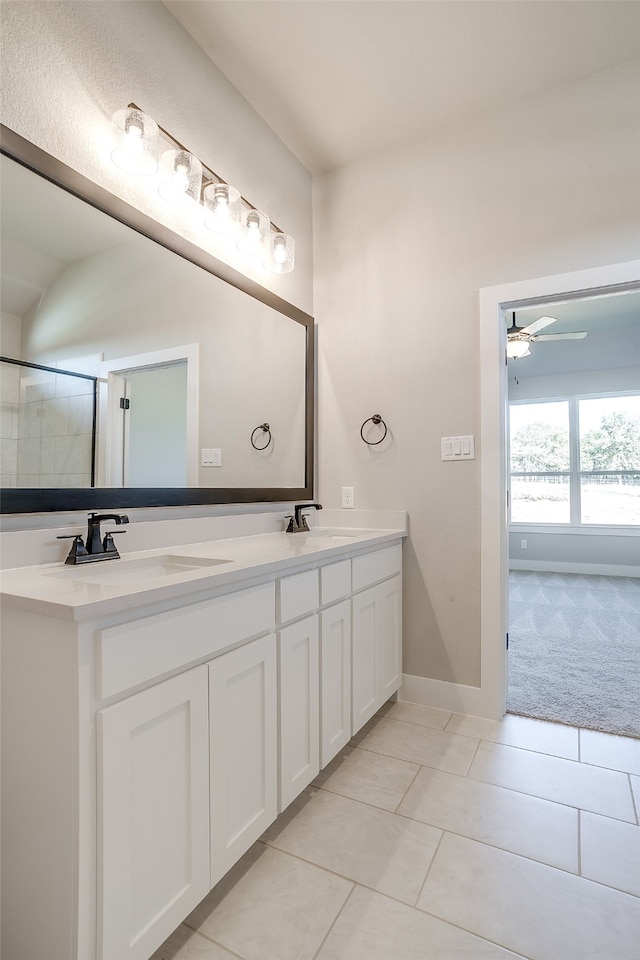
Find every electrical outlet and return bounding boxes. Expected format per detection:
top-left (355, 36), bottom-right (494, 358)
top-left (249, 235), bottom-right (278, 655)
top-left (520, 539), bottom-right (528, 549)
top-left (342, 486), bottom-right (355, 509)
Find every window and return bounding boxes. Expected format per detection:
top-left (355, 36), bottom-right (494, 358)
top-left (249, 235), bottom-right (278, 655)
top-left (509, 394), bottom-right (640, 527)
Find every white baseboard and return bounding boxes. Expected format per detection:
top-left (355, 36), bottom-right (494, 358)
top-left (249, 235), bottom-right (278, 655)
top-left (398, 674), bottom-right (503, 721)
top-left (509, 560), bottom-right (640, 577)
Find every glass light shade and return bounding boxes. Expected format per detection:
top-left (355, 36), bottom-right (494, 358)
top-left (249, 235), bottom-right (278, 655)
top-left (265, 232), bottom-right (295, 274)
top-left (110, 108), bottom-right (159, 175)
top-left (237, 208), bottom-right (270, 255)
top-left (507, 340), bottom-right (531, 359)
top-left (203, 181), bottom-right (241, 233)
top-left (158, 149), bottom-right (203, 208)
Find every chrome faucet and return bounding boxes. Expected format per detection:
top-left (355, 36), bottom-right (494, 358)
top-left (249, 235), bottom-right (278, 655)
top-left (285, 503), bottom-right (323, 533)
top-left (57, 512), bottom-right (129, 564)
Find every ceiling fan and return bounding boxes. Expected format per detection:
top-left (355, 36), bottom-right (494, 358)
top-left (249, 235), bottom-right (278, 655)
top-left (506, 312), bottom-right (587, 359)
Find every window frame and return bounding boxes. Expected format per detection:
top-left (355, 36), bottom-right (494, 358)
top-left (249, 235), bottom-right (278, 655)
top-left (508, 390), bottom-right (640, 531)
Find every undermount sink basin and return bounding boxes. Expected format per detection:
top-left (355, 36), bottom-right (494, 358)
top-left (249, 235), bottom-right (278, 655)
top-left (301, 528), bottom-right (370, 541)
top-left (45, 554), bottom-right (231, 586)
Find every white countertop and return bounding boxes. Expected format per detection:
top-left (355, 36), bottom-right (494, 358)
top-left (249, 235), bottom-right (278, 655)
top-left (0, 525), bottom-right (406, 621)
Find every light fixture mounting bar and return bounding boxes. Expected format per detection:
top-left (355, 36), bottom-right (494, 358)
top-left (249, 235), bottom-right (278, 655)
top-left (128, 102), bottom-right (285, 233)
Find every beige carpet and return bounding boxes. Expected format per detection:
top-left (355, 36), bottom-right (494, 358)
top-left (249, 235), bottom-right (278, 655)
top-left (507, 570), bottom-right (640, 739)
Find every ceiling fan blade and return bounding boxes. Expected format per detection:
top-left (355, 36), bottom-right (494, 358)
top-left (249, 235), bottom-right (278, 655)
top-left (520, 315), bottom-right (558, 336)
top-left (532, 331), bottom-right (587, 341)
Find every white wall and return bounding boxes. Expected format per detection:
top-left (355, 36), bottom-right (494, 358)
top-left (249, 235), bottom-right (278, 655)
top-left (314, 59), bottom-right (640, 687)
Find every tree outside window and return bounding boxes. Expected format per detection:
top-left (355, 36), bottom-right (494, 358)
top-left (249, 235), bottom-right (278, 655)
top-left (509, 394), bottom-right (640, 526)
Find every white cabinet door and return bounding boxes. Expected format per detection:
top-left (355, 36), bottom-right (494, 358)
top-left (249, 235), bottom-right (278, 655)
top-left (379, 574), bottom-right (402, 702)
top-left (209, 634), bottom-right (278, 887)
top-left (320, 599), bottom-right (351, 767)
top-left (351, 585), bottom-right (379, 733)
top-left (279, 615), bottom-right (320, 810)
top-left (352, 575), bottom-right (403, 735)
top-left (98, 666), bottom-right (210, 960)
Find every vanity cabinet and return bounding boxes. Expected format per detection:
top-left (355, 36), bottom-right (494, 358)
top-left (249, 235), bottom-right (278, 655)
top-left (98, 667), bottom-right (211, 960)
top-left (278, 615), bottom-right (320, 809)
top-left (319, 598), bottom-right (351, 766)
top-left (351, 545), bottom-right (403, 733)
top-left (209, 634), bottom-right (278, 886)
top-left (0, 531), bottom-right (403, 960)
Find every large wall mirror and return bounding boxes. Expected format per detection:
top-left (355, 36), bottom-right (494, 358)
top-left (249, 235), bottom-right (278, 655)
top-left (0, 125), bottom-right (314, 513)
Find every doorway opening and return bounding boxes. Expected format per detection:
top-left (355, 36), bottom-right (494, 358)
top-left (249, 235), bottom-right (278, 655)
top-left (478, 261), bottom-right (640, 724)
top-left (504, 293), bottom-right (640, 737)
top-left (98, 343), bottom-right (199, 487)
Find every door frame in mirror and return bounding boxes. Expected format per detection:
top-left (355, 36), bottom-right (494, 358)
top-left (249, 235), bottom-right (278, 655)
top-left (0, 124), bottom-right (315, 514)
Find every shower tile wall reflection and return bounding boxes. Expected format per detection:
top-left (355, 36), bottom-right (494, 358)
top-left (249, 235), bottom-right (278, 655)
top-left (0, 361), bottom-right (95, 488)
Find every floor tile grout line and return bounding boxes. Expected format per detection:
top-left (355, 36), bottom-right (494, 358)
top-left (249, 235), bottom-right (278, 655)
top-left (409, 828), bottom-right (544, 959)
top-left (368, 714), bottom-right (606, 765)
top-left (629, 772), bottom-right (640, 825)
top-left (310, 767), bottom-right (637, 893)
top-left (423, 830), bottom-right (640, 902)
top-left (313, 778), bottom-right (417, 816)
top-left (464, 730), bottom-right (483, 775)
top-left (577, 808), bottom-right (583, 878)
top-left (411, 825), bottom-right (446, 909)
top-left (309, 881), bottom-right (357, 960)
top-left (391, 758), bottom-right (422, 813)
top-left (179, 921), bottom-right (246, 959)
top-left (354, 740), bottom-right (478, 777)
top-left (315, 762), bottom-right (584, 877)
top-left (317, 750), bottom-right (612, 844)
top-left (353, 740), bottom-right (637, 825)
top-left (471, 734), bottom-right (640, 778)
top-left (395, 804), bottom-right (581, 880)
top-left (260, 837), bottom-right (442, 911)
top-left (366, 713), bottom-right (481, 743)
top-left (410, 895), bottom-right (532, 960)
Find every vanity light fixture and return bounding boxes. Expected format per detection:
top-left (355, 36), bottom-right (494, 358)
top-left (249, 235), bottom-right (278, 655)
top-left (237, 208), bottom-right (270, 254)
top-left (110, 107), bottom-right (159, 175)
top-left (266, 232), bottom-right (295, 274)
top-left (158, 148), bottom-right (203, 208)
top-left (108, 103), bottom-right (295, 272)
top-left (203, 181), bottom-right (241, 233)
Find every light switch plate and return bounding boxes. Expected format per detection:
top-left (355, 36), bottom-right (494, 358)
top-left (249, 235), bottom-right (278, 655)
top-left (202, 448), bottom-right (222, 466)
top-left (441, 436), bottom-right (475, 461)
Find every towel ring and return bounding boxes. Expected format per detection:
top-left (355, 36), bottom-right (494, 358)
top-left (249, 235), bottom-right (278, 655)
top-left (251, 422), bottom-right (272, 450)
top-left (360, 414), bottom-right (388, 445)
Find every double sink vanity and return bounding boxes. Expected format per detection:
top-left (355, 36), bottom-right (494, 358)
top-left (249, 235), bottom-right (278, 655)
top-left (1, 121), bottom-right (404, 960)
top-left (1, 515), bottom-right (406, 960)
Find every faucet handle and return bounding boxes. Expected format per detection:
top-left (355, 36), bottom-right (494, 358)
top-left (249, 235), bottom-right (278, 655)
top-left (284, 515), bottom-right (295, 533)
top-left (57, 534), bottom-right (89, 564)
top-left (103, 530), bottom-right (126, 556)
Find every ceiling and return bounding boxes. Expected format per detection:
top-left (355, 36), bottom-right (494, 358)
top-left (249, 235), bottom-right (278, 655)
top-left (164, 0), bottom-right (640, 174)
top-left (0, 156), bottom-right (132, 318)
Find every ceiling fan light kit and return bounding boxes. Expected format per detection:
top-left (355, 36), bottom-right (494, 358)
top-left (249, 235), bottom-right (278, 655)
top-left (506, 312), bottom-right (587, 360)
top-left (506, 340), bottom-right (531, 360)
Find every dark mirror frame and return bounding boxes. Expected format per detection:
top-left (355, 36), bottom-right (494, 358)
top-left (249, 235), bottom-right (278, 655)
top-left (0, 124), bottom-right (315, 514)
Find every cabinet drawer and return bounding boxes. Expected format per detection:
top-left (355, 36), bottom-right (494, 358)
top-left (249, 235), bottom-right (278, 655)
top-left (98, 582), bottom-right (275, 699)
top-left (351, 543), bottom-right (402, 593)
top-left (278, 568), bottom-right (319, 624)
top-left (320, 559), bottom-right (351, 607)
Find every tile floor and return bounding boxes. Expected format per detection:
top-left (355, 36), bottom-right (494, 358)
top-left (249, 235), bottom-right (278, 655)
top-left (151, 701), bottom-right (640, 960)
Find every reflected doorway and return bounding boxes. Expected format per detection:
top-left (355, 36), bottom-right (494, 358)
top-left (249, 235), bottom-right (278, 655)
top-left (113, 362), bottom-right (187, 487)
top-left (99, 343), bottom-right (199, 487)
